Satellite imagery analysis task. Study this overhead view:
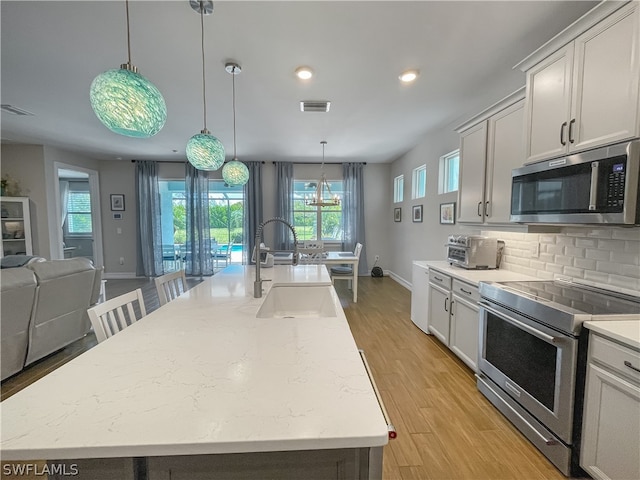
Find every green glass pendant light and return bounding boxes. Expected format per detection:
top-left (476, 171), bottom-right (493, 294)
top-left (90, 0), bottom-right (166, 138)
top-left (186, 0), bottom-right (225, 171)
top-left (222, 63), bottom-right (249, 186)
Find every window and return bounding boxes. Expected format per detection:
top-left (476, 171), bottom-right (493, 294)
top-left (66, 191), bottom-right (92, 234)
top-left (412, 165), bottom-right (426, 199)
top-left (439, 149), bottom-right (460, 194)
top-left (393, 175), bottom-right (404, 203)
top-left (293, 180), bottom-right (343, 242)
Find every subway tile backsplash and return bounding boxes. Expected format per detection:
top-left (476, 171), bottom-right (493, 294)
top-left (482, 228), bottom-right (640, 294)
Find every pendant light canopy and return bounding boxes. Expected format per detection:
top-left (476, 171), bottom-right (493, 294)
top-left (222, 63), bottom-right (249, 186)
top-left (90, 0), bottom-right (166, 138)
top-left (305, 141), bottom-right (340, 207)
top-left (186, 0), bottom-right (225, 171)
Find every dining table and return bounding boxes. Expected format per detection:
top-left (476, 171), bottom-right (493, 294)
top-left (0, 264), bottom-right (388, 479)
top-left (273, 250), bottom-right (360, 302)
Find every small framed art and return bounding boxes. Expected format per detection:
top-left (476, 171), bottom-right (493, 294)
top-left (440, 202), bottom-right (456, 224)
top-left (412, 205), bottom-right (423, 223)
top-left (394, 207), bottom-right (401, 222)
top-left (110, 194), bottom-right (125, 211)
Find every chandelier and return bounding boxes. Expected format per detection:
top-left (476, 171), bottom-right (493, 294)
top-left (305, 141), bottom-right (340, 207)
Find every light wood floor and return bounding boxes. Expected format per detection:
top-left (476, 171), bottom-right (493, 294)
top-left (1, 275), bottom-right (569, 480)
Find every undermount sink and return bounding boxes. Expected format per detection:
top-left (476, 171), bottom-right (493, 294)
top-left (256, 285), bottom-right (338, 318)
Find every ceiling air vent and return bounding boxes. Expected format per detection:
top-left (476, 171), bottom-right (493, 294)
top-left (1, 104), bottom-right (34, 116)
top-left (300, 101), bottom-right (331, 113)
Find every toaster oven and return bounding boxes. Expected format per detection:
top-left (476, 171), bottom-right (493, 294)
top-left (447, 235), bottom-right (499, 269)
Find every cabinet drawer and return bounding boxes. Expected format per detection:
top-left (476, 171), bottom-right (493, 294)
top-left (429, 270), bottom-right (451, 289)
top-left (590, 334), bottom-right (640, 384)
top-left (452, 280), bottom-right (480, 303)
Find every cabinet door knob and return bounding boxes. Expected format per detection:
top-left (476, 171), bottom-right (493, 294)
top-left (560, 121), bottom-right (568, 146)
top-left (568, 119), bottom-right (576, 144)
top-left (444, 297), bottom-right (449, 312)
top-left (485, 201), bottom-right (490, 218)
top-left (477, 202), bottom-right (482, 217)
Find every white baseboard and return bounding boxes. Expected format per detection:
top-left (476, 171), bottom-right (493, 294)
top-left (103, 272), bottom-right (139, 280)
top-left (388, 271), bottom-right (411, 290)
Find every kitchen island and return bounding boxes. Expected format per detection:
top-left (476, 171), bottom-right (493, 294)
top-left (0, 265), bottom-right (389, 479)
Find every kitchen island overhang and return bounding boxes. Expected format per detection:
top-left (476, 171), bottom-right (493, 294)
top-left (1, 265), bottom-right (389, 479)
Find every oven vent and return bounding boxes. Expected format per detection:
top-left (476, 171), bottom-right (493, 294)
top-left (1, 104), bottom-right (34, 116)
top-left (300, 101), bottom-right (331, 113)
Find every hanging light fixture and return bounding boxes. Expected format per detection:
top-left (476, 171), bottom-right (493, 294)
top-left (186, 0), bottom-right (225, 171)
top-left (89, 0), bottom-right (167, 138)
top-left (222, 62), bottom-right (250, 186)
top-left (305, 141), bottom-right (340, 207)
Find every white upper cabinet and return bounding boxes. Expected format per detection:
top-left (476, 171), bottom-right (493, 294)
top-left (456, 90), bottom-right (525, 224)
top-left (458, 122), bottom-right (488, 223)
top-left (485, 100), bottom-right (525, 224)
top-left (522, 2), bottom-right (640, 163)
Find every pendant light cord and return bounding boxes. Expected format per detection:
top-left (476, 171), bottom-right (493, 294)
top-left (199, 1), bottom-right (208, 130)
top-left (232, 66), bottom-right (237, 159)
top-left (125, 0), bottom-right (132, 65)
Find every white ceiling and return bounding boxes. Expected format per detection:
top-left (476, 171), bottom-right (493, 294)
top-left (1, 1), bottom-right (598, 164)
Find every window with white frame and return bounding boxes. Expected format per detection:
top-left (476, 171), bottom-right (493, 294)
top-left (292, 180), bottom-right (343, 242)
top-left (412, 164), bottom-right (426, 199)
top-left (393, 175), bottom-right (404, 203)
top-left (65, 191), bottom-right (92, 234)
top-left (438, 149), bottom-right (460, 194)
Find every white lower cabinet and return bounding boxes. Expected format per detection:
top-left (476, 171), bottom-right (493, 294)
top-left (581, 333), bottom-right (640, 480)
top-left (449, 280), bottom-right (480, 371)
top-left (410, 262), bottom-right (430, 334)
top-left (427, 270), bottom-right (479, 371)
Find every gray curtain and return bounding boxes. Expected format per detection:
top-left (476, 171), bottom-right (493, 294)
top-left (135, 160), bottom-right (164, 277)
top-left (274, 161), bottom-right (293, 250)
top-left (342, 162), bottom-right (368, 275)
top-left (243, 161), bottom-right (263, 264)
top-left (185, 163), bottom-right (214, 276)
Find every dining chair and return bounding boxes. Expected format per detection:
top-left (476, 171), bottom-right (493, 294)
top-left (330, 242), bottom-right (363, 290)
top-left (87, 289), bottom-right (147, 343)
top-left (298, 240), bottom-right (325, 264)
top-left (154, 269), bottom-right (188, 307)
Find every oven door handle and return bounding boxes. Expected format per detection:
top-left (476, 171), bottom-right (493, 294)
top-left (479, 302), bottom-right (559, 344)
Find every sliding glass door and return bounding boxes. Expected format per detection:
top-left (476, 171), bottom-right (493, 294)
top-left (159, 180), bottom-right (244, 271)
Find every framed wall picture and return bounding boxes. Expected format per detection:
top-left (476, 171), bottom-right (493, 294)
top-left (394, 207), bottom-right (402, 222)
top-left (110, 194), bottom-right (125, 211)
top-left (412, 205), bottom-right (423, 223)
top-left (440, 202), bottom-right (456, 224)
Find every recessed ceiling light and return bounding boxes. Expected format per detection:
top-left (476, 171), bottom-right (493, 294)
top-left (399, 69), bottom-right (419, 83)
top-left (295, 66), bottom-right (314, 80)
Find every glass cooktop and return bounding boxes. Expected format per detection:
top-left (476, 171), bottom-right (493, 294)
top-left (495, 280), bottom-right (640, 316)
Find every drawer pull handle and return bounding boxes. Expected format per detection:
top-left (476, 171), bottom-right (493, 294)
top-left (434, 275), bottom-right (443, 282)
top-left (624, 361), bottom-right (640, 373)
top-left (460, 288), bottom-right (472, 296)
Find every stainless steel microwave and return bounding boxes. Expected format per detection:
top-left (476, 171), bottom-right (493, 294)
top-left (510, 140), bottom-right (640, 225)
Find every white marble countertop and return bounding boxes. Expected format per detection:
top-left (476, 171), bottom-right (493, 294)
top-left (1, 265), bottom-right (388, 460)
top-left (414, 260), bottom-right (538, 286)
top-left (584, 320), bottom-right (640, 351)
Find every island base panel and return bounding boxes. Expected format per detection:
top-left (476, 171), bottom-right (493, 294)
top-left (49, 447), bottom-right (384, 480)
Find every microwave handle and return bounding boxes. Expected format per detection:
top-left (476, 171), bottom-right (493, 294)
top-left (479, 302), bottom-right (558, 344)
top-left (589, 161), bottom-right (599, 211)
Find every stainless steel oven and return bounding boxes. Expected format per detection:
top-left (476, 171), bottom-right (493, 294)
top-left (477, 280), bottom-right (640, 476)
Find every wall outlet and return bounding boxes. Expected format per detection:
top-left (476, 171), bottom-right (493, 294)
top-left (119, 257), bottom-right (125, 265)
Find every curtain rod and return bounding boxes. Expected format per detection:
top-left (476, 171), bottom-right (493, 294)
top-left (271, 161), bottom-right (367, 165)
top-left (131, 160), bottom-right (266, 164)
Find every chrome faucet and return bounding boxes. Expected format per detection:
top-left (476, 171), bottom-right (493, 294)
top-left (254, 217), bottom-right (299, 298)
